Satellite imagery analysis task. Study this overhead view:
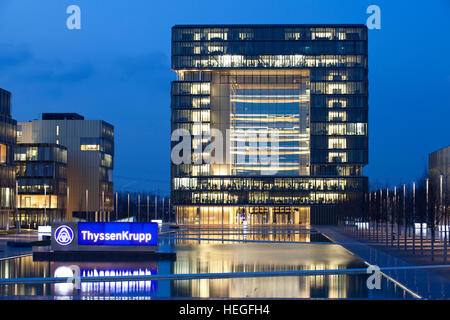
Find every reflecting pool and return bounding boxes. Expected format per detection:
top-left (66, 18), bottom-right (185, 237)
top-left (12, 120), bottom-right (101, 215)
top-left (0, 226), bottom-right (416, 299)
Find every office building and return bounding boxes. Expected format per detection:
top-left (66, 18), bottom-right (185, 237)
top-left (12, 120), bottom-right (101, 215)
top-left (17, 113), bottom-right (114, 221)
top-left (171, 25), bottom-right (368, 225)
top-left (15, 143), bottom-right (67, 227)
top-left (0, 88), bottom-right (17, 229)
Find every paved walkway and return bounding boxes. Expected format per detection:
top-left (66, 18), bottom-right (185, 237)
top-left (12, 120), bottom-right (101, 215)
top-left (315, 226), bottom-right (450, 299)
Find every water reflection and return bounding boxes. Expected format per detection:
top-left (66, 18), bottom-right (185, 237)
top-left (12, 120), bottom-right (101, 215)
top-left (0, 228), bottom-right (415, 299)
top-left (170, 225), bottom-right (330, 244)
top-left (51, 262), bottom-right (158, 298)
top-left (170, 243), bottom-right (405, 299)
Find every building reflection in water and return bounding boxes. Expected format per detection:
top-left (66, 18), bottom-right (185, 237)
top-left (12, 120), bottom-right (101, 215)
top-left (171, 243), bottom-right (369, 298)
top-left (173, 226), bottom-right (330, 244)
top-left (0, 255), bottom-right (49, 297)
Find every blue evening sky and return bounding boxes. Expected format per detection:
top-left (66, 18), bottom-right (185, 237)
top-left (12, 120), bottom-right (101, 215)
top-left (0, 0), bottom-right (449, 194)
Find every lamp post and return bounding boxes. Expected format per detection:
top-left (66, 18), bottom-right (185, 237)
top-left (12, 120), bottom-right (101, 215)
top-left (127, 193), bottom-right (130, 220)
top-left (413, 182), bottom-right (416, 254)
top-left (368, 192), bottom-right (372, 240)
top-left (403, 184), bottom-right (406, 250)
top-left (115, 192), bottom-right (118, 221)
top-left (44, 184), bottom-right (47, 226)
top-left (424, 178), bottom-right (428, 255)
top-left (386, 188), bottom-right (389, 247)
top-left (85, 189), bottom-right (88, 222)
top-left (441, 174), bottom-right (446, 263)
top-left (102, 190), bottom-right (105, 222)
top-left (147, 195), bottom-right (149, 222)
top-left (155, 196), bottom-right (157, 220)
top-left (395, 186), bottom-right (399, 247)
top-left (138, 193), bottom-right (141, 222)
top-left (15, 181), bottom-right (20, 233)
top-left (162, 197), bottom-right (165, 222)
top-left (67, 186), bottom-right (70, 222)
top-left (378, 189), bottom-right (382, 243)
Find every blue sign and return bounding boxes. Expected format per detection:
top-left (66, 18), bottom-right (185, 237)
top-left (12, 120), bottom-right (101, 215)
top-left (54, 225), bottom-right (74, 245)
top-left (78, 222), bottom-right (158, 246)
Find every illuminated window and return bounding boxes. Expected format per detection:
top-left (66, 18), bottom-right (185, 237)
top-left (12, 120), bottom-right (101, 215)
top-left (80, 137), bottom-right (102, 151)
top-left (56, 125), bottom-right (59, 136)
top-left (328, 124), bottom-right (346, 135)
top-left (81, 144), bottom-right (100, 151)
top-left (18, 194), bottom-right (58, 209)
top-left (16, 125), bottom-right (23, 143)
top-left (328, 138), bottom-right (346, 149)
top-left (0, 144), bottom-right (6, 163)
top-left (328, 98), bottom-right (347, 108)
top-left (189, 83), bottom-right (210, 95)
top-left (328, 111), bottom-right (347, 122)
top-left (328, 152), bottom-right (347, 163)
top-left (26, 147), bottom-right (38, 160)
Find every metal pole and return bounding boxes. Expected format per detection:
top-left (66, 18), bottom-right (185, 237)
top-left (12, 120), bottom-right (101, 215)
top-left (147, 195), bottom-right (149, 222)
top-left (44, 184), bottom-right (47, 226)
top-left (85, 189), bottom-right (88, 222)
top-left (155, 196), bottom-right (157, 220)
top-left (162, 197), bottom-right (165, 222)
top-left (442, 175), bottom-right (446, 263)
top-left (429, 177), bottom-right (435, 261)
top-left (15, 181), bottom-right (20, 233)
top-left (127, 193), bottom-right (130, 220)
top-left (379, 190), bottom-right (382, 243)
top-left (115, 192), bottom-right (118, 221)
top-left (375, 192), bottom-right (378, 242)
top-left (395, 186), bottom-right (399, 247)
top-left (413, 182), bottom-right (416, 254)
top-left (67, 186), bottom-right (70, 222)
top-left (138, 194), bottom-right (141, 222)
top-left (368, 192), bottom-right (371, 240)
top-left (424, 179), bottom-right (428, 255)
top-left (386, 188), bottom-right (389, 247)
top-left (403, 184), bottom-right (406, 250)
top-left (102, 190), bottom-right (105, 222)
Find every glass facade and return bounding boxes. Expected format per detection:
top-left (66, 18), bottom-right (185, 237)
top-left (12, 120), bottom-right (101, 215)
top-left (15, 144), bottom-right (67, 227)
top-left (171, 25), bottom-right (368, 225)
top-left (0, 88), bottom-right (16, 229)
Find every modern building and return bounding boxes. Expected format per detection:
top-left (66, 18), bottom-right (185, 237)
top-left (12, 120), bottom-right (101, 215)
top-left (171, 24), bottom-right (368, 225)
top-left (15, 143), bottom-right (67, 227)
top-left (429, 146), bottom-right (449, 217)
top-left (17, 113), bottom-right (114, 221)
top-left (0, 88), bottom-right (17, 229)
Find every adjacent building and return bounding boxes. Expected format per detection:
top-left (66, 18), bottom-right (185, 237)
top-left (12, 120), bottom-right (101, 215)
top-left (15, 143), bottom-right (67, 227)
top-left (171, 25), bottom-right (368, 225)
top-left (0, 88), bottom-right (17, 229)
top-left (429, 146), bottom-right (449, 217)
top-left (17, 113), bottom-right (114, 222)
